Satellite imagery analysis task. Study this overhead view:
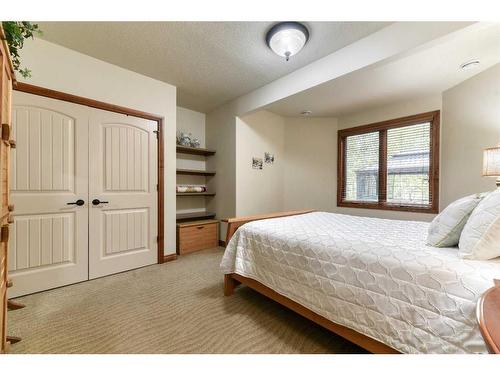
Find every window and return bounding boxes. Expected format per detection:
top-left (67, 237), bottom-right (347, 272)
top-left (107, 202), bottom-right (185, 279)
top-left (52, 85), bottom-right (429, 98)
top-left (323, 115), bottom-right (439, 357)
top-left (337, 111), bottom-right (440, 213)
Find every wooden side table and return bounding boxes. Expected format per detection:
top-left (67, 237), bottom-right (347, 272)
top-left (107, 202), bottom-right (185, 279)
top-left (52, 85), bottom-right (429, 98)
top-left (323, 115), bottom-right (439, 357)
top-left (176, 219), bottom-right (219, 255)
top-left (477, 279), bottom-right (500, 354)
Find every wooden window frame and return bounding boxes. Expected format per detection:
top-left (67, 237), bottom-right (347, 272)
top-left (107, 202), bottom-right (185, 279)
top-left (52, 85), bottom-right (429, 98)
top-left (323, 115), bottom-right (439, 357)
top-left (337, 110), bottom-right (440, 214)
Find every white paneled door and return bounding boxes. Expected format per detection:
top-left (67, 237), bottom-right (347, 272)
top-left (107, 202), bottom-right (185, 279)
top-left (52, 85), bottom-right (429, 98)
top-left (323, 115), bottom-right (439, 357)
top-left (88, 109), bottom-right (157, 279)
top-left (9, 92), bottom-right (89, 297)
top-left (8, 92), bottom-right (158, 297)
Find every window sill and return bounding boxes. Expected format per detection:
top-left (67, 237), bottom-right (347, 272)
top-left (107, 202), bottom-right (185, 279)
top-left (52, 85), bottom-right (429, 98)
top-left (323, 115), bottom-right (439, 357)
top-left (337, 200), bottom-right (438, 214)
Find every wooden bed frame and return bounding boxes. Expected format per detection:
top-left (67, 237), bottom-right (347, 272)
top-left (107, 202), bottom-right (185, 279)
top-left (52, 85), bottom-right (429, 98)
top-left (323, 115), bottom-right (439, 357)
top-left (222, 210), bottom-right (400, 354)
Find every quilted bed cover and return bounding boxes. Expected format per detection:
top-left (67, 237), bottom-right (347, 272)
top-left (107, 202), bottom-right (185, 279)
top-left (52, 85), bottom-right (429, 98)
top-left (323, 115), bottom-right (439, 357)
top-left (220, 211), bottom-right (500, 353)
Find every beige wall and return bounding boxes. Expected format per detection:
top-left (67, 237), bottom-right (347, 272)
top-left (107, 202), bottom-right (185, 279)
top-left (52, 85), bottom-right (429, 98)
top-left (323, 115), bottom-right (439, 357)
top-left (283, 117), bottom-right (338, 211)
top-left (206, 102), bottom-right (237, 238)
top-left (280, 96), bottom-right (442, 221)
top-left (235, 113), bottom-right (338, 217)
top-left (19, 38), bottom-right (178, 254)
top-left (337, 95), bottom-right (442, 130)
top-left (441, 63), bottom-right (500, 207)
top-left (226, 97), bottom-right (444, 225)
top-left (236, 111), bottom-right (285, 216)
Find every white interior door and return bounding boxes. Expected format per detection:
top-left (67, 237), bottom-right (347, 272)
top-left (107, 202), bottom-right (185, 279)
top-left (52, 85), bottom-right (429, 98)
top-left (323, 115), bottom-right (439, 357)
top-left (88, 109), bottom-right (158, 279)
top-left (8, 92), bottom-right (89, 298)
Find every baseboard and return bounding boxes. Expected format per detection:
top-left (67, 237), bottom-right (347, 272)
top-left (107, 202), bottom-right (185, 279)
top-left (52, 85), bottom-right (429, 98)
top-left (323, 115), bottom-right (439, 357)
top-left (219, 240), bottom-right (226, 247)
top-left (163, 254), bottom-right (177, 263)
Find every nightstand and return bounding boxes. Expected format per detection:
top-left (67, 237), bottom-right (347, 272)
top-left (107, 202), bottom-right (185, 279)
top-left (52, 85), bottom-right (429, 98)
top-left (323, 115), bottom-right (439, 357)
top-left (477, 279), bottom-right (500, 354)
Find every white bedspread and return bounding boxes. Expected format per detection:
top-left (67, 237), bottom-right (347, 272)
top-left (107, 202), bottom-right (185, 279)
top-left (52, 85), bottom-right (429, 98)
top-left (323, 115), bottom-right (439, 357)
top-left (220, 211), bottom-right (500, 353)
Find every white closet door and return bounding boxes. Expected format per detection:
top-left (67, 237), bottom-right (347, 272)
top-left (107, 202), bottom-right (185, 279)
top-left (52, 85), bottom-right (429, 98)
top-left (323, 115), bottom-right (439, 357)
top-left (8, 92), bottom-right (89, 298)
top-left (88, 109), bottom-right (158, 279)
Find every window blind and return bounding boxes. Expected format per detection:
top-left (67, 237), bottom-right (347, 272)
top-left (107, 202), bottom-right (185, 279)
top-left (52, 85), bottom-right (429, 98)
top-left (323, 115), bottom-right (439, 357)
top-left (344, 131), bottom-right (379, 202)
top-left (339, 111), bottom-right (439, 213)
top-left (386, 122), bottom-right (431, 206)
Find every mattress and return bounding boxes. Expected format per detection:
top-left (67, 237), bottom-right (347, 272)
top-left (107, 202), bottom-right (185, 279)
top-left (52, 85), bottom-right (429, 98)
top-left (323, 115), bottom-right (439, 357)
top-left (220, 211), bottom-right (500, 353)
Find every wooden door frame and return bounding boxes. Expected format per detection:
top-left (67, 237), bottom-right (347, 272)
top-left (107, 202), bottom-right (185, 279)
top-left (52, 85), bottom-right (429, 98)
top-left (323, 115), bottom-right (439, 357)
top-left (13, 82), bottom-right (170, 264)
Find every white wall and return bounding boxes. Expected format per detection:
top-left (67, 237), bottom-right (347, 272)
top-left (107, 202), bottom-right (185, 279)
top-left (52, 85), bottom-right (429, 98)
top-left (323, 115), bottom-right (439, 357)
top-left (283, 117), bottom-right (338, 211)
top-left (236, 111), bottom-right (285, 216)
top-left (441, 63), bottom-right (500, 207)
top-left (19, 38), bottom-right (178, 254)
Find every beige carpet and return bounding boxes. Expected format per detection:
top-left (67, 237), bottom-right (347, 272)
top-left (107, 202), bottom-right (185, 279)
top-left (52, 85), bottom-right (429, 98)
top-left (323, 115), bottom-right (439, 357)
top-left (8, 248), bottom-right (365, 354)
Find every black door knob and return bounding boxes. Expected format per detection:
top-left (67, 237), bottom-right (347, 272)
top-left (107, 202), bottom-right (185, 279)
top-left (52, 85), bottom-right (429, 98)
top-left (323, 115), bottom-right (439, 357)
top-left (67, 199), bottom-right (85, 206)
top-left (92, 199), bottom-right (109, 206)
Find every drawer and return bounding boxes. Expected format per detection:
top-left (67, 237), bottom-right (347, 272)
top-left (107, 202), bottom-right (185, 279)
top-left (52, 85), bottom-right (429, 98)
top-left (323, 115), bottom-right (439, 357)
top-left (177, 222), bottom-right (218, 254)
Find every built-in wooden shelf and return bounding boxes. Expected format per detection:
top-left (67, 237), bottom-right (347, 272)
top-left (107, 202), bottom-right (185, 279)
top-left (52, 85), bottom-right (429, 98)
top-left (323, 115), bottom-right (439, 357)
top-left (176, 192), bottom-right (216, 197)
top-left (176, 145), bottom-right (216, 156)
top-left (176, 169), bottom-right (216, 176)
top-left (176, 211), bottom-right (216, 221)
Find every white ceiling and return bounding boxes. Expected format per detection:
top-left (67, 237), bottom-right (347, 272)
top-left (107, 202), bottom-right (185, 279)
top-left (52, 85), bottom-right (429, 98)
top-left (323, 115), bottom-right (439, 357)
top-left (265, 23), bottom-right (500, 118)
top-left (37, 21), bottom-right (390, 112)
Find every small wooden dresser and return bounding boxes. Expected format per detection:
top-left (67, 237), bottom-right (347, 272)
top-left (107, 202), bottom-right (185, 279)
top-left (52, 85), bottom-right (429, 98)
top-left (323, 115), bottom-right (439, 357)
top-left (176, 219), bottom-right (219, 255)
top-left (0, 25), bottom-right (15, 354)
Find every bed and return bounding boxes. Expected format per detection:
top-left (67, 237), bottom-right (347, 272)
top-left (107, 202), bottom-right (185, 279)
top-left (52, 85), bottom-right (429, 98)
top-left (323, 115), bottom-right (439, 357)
top-left (220, 210), bottom-right (500, 354)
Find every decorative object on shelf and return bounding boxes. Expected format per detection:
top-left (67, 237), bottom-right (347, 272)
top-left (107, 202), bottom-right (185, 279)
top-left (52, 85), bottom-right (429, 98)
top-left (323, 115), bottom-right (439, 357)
top-left (483, 143), bottom-right (500, 188)
top-left (2, 21), bottom-right (42, 78)
top-left (176, 130), bottom-right (201, 148)
top-left (176, 131), bottom-right (192, 146)
top-left (264, 152), bottom-right (275, 164)
top-left (266, 22), bottom-right (309, 62)
top-left (252, 157), bottom-right (263, 170)
top-left (176, 185), bottom-right (207, 193)
top-left (190, 137), bottom-right (201, 148)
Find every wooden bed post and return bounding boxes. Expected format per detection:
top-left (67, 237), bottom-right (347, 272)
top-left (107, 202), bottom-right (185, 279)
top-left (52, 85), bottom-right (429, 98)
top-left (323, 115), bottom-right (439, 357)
top-left (224, 274), bottom-right (237, 296)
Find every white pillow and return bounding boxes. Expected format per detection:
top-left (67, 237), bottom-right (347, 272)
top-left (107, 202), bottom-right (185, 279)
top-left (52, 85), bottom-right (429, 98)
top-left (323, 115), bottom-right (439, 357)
top-left (459, 189), bottom-right (500, 260)
top-left (427, 193), bottom-right (487, 247)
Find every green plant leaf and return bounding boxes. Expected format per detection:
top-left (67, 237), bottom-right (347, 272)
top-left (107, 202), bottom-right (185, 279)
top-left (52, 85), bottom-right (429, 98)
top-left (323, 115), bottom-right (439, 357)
top-left (2, 21), bottom-right (42, 78)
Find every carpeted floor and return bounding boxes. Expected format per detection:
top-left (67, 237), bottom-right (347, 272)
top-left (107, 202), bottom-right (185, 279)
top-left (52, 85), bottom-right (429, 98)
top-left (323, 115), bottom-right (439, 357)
top-left (8, 248), bottom-right (366, 354)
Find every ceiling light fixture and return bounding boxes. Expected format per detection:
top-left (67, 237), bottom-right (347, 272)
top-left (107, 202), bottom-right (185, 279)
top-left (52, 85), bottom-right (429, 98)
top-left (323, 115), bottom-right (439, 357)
top-left (266, 22), bottom-right (309, 61)
top-left (460, 60), bottom-right (481, 70)
top-left (300, 110), bottom-right (312, 116)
